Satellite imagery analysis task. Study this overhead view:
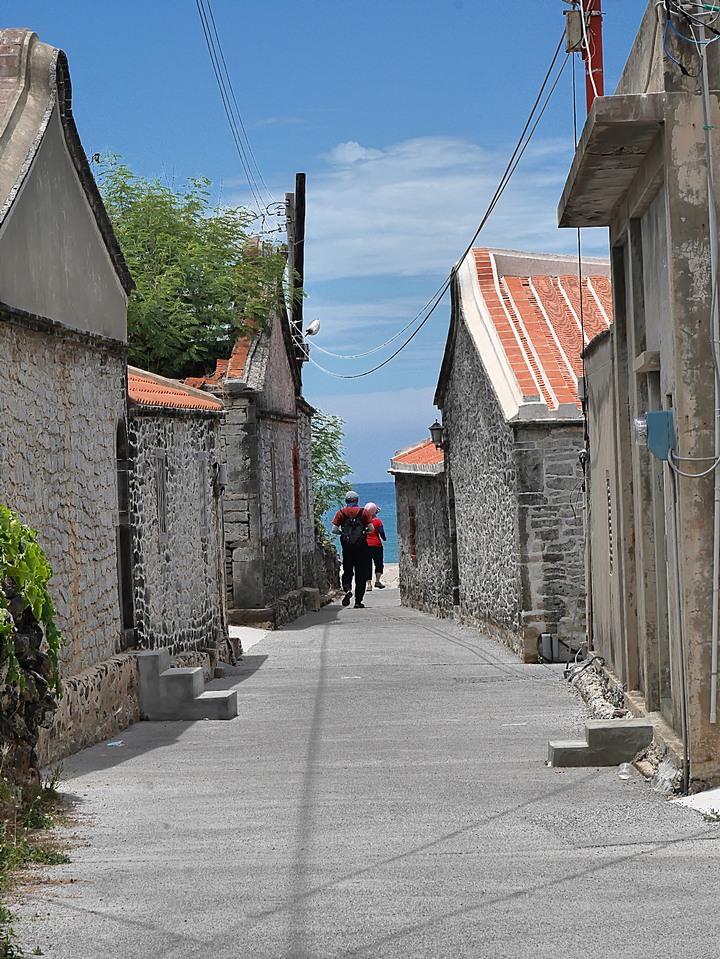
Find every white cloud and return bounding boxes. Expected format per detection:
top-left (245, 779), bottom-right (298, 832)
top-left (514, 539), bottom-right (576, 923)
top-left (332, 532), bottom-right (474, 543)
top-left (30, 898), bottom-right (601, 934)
top-left (300, 134), bottom-right (601, 282)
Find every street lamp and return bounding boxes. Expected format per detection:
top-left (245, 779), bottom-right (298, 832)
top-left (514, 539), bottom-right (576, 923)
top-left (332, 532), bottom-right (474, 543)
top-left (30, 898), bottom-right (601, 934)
top-left (429, 419), bottom-right (445, 450)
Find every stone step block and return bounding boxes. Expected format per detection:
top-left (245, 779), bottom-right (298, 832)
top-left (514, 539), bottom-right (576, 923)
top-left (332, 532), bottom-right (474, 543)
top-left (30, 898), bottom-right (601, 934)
top-left (547, 740), bottom-right (592, 767)
top-left (159, 666), bottom-right (204, 703)
top-left (137, 648), bottom-right (237, 722)
top-left (184, 689), bottom-right (238, 721)
top-left (548, 718), bottom-right (654, 768)
top-left (584, 718), bottom-right (653, 758)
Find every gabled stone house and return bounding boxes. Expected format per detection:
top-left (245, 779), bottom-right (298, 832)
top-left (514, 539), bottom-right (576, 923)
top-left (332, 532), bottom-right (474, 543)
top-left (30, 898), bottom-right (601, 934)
top-left (393, 247), bottom-right (611, 661)
top-left (186, 312), bottom-right (337, 627)
top-left (388, 440), bottom-right (450, 619)
top-left (0, 29), bottom-right (234, 763)
top-left (0, 28), bottom-right (139, 758)
top-left (558, 0), bottom-right (720, 787)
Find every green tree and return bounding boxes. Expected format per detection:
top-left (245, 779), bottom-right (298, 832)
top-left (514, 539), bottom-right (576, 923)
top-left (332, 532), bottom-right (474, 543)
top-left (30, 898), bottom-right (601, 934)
top-left (311, 410), bottom-right (352, 526)
top-left (98, 156), bottom-right (289, 378)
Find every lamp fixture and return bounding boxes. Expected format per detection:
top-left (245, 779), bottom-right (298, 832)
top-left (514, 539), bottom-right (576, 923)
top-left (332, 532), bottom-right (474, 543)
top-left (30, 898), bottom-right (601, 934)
top-left (429, 419), bottom-right (445, 450)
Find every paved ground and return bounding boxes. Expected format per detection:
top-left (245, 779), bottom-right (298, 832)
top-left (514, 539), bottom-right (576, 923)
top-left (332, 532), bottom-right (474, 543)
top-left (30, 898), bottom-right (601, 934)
top-left (14, 584), bottom-right (720, 958)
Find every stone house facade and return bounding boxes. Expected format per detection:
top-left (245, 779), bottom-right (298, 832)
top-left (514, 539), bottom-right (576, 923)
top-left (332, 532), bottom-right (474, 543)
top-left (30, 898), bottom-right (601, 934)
top-left (558, 1), bottom-right (720, 787)
top-left (0, 28), bottom-right (140, 759)
top-left (0, 29), bottom-right (234, 765)
top-left (394, 248), bottom-right (611, 661)
top-left (186, 312), bottom-right (336, 627)
top-left (126, 368), bottom-right (227, 659)
top-left (388, 440), bottom-right (452, 619)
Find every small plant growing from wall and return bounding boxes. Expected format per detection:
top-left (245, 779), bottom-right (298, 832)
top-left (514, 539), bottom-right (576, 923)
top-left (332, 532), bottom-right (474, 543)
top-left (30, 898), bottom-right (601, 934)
top-left (0, 506), bottom-right (64, 789)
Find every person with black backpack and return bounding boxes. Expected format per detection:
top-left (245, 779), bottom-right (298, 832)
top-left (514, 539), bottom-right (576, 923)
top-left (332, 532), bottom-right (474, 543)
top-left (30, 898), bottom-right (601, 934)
top-left (331, 491), bottom-right (373, 608)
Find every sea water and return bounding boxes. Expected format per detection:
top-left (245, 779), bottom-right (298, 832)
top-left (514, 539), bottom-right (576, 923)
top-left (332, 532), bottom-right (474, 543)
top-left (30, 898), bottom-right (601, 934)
top-left (322, 481), bottom-right (398, 563)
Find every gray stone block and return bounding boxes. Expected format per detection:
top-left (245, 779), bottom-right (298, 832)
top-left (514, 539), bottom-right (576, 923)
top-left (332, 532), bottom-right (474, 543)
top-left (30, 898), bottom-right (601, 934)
top-left (137, 649), bottom-right (237, 721)
top-left (585, 718), bottom-right (653, 756)
top-left (548, 718), bottom-right (654, 767)
top-left (547, 740), bottom-right (592, 767)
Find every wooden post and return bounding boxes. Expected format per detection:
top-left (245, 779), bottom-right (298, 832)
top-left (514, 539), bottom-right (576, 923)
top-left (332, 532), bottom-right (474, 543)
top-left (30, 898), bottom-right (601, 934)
top-left (582, 0), bottom-right (604, 113)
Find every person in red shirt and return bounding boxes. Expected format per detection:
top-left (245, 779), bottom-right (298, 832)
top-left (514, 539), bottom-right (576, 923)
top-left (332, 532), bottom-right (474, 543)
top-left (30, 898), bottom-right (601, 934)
top-left (331, 491), bottom-right (373, 608)
top-left (364, 502), bottom-right (386, 591)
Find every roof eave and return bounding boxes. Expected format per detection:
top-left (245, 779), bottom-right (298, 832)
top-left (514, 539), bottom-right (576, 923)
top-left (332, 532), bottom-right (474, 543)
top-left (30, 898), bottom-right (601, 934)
top-left (558, 93), bottom-right (665, 229)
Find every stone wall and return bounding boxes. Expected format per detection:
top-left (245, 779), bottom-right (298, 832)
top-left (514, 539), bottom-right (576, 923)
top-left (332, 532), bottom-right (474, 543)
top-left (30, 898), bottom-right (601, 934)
top-left (441, 315), bottom-right (522, 640)
top-left (37, 653), bottom-right (140, 766)
top-left (128, 411), bottom-right (226, 653)
top-left (394, 472), bottom-right (454, 618)
top-left (0, 310), bottom-right (126, 675)
top-left (514, 422), bottom-right (586, 647)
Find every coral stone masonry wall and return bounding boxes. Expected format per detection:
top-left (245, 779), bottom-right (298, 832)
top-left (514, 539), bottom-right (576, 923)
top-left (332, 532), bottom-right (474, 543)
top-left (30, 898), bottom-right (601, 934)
top-left (395, 472), bottom-right (454, 619)
top-left (128, 411), bottom-right (226, 654)
top-left (0, 312), bottom-right (126, 675)
top-left (514, 423), bottom-right (586, 646)
top-left (442, 316), bottom-right (522, 640)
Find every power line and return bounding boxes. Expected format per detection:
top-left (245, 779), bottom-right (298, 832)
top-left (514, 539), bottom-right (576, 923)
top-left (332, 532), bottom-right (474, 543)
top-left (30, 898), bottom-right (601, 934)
top-left (194, 0), bottom-right (269, 214)
top-left (308, 33), bottom-right (569, 380)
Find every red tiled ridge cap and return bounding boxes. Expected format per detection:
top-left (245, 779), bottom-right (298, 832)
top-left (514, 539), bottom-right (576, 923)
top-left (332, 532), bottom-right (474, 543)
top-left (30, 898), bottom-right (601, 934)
top-left (128, 367), bottom-right (223, 412)
top-left (391, 439), bottom-right (444, 467)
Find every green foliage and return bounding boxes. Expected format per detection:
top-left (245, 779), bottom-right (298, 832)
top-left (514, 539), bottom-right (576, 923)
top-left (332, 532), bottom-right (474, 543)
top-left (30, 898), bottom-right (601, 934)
top-left (311, 410), bottom-right (352, 527)
top-left (0, 508), bottom-right (64, 698)
top-left (97, 156), bottom-right (292, 379)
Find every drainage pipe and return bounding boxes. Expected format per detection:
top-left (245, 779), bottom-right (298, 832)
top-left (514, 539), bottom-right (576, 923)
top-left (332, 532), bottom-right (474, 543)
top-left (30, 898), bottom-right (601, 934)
top-left (698, 27), bottom-right (720, 725)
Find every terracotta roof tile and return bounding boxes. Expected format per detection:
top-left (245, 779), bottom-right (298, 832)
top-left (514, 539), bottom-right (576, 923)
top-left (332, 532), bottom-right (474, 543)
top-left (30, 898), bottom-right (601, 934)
top-left (472, 248), bottom-right (612, 411)
top-left (390, 439), bottom-right (444, 471)
top-left (128, 367), bottom-right (223, 413)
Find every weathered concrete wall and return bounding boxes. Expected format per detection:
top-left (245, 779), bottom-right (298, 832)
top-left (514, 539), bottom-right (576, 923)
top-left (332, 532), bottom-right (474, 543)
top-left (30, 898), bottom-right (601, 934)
top-left (128, 412), bottom-right (226, 653)
top-left (394, 472), bottom-right (454, 619)
top-left (0, 312), bottom-right (126, 675)
top-left (565, 3), bottom-right (720, 784)
top-left (441, 315), bottom-right (522, 640)
top-left (0, 105), bottom-right (127, 340)
top-left (514, 422), bottom-right (586, 646)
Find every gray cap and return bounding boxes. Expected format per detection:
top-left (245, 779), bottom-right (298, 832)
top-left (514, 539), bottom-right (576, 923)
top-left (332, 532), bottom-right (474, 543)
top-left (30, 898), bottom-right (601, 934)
top-left (345, 490), bottom-right (359, 503)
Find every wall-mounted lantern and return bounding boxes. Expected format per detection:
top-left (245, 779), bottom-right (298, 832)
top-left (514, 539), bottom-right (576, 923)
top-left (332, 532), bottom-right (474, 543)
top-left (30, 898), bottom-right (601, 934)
top-left (429, 419), bottom-right (445, 450)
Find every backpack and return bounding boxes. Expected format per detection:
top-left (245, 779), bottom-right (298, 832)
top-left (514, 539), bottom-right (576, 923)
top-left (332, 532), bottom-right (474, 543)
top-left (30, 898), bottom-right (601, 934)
top-left (340, 508), bottom-right (366, 547)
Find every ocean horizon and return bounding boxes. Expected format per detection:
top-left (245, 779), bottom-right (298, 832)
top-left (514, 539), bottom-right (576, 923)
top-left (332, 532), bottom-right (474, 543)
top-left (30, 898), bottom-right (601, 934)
top-left (322, 481), bottom-right (398, 563)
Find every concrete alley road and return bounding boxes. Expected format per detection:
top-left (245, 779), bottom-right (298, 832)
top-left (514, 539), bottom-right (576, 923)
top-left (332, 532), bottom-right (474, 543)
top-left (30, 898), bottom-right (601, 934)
top-left (16, 588), bottom-right (720, 959)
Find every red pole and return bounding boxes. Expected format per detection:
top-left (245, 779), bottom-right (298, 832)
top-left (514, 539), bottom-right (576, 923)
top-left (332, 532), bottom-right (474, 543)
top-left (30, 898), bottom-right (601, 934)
top-left (581, 0), bottom-right (604, 112)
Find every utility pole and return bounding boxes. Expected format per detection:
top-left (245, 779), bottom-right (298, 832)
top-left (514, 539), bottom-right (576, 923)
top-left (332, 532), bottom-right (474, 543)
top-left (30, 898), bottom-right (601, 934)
top-left (285, 172), bottom-right (306, 363)
top-left (564, 0), bottom-right (604, 112)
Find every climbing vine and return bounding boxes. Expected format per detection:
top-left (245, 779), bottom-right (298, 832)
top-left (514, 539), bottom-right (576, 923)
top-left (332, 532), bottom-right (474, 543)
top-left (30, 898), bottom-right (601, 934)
top-left (0, 506), bottom-right (64, 697)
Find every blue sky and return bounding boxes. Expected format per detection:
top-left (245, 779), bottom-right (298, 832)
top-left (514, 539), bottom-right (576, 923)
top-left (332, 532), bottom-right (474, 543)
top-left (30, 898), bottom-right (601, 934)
top-left (4, 1), bottom-right (648, 481)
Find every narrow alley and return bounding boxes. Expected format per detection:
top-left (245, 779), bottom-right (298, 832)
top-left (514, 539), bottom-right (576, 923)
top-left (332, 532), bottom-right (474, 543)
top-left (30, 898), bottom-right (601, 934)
top-left (16, 585), bottom-right (720, 959)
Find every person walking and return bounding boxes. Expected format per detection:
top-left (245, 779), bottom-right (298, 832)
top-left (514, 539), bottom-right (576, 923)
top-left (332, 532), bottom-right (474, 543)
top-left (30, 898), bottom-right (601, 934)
top-left (364, 502), bottom-right (386, 591)
top-left (331, 491), bottom-right (373, 609)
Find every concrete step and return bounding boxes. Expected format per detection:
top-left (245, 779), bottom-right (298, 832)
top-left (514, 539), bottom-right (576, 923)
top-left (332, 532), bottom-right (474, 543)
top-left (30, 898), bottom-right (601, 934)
top-left (585, 718), bottom-right (653, 758)
top-left (547, 740), bottom-right (593, 767)
top-left (548, 717), bottom-right (654, 767)
top-left (138, 649), bottom-right (238, 722)
top-left (184, 689), bottom-right (238, 721)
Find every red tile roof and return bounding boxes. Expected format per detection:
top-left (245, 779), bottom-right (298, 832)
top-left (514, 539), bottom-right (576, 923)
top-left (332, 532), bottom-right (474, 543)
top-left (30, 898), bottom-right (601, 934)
top-left (389, 439), bottom-right (444, 475)
top-left (128, 368), bottom-right (223, 413)
top-left (184, 335), bottom-right (254, 389)
top-left (472, 249), bottom-right (612, 411)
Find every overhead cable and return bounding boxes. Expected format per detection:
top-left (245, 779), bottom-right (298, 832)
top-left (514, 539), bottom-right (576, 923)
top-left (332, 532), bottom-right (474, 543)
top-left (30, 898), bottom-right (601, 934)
top-left (308, 33), bottom-right (569, 379)
top-left (194, 0), bottom-right (270, 214)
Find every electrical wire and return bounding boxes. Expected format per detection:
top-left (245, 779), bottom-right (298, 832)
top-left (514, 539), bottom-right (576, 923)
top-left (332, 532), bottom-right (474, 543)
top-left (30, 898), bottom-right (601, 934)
top-left (202, 0), bottom-right (274, 203)
top-left (579, 0), bottom-right (600, 102)
top-left (668, 449), bottom-right (720, 477)
top-left (195, 0), bottom-right (268, 214)
top-left (308, 34), bottom-right (569, 379)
